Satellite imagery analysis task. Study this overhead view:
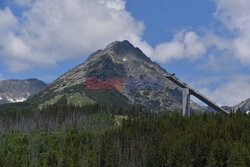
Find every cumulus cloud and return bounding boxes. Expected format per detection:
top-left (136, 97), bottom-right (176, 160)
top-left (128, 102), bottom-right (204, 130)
top-left (212, 0), bottom-right (250, 64)
top-left (154, 31), bottom-right (206, 62)
top-left (101, 0), bottom-right (126, 10)
top-left (192, 76), bottom-right (223, 88)
top-left (1, 0), bottom-right (250, 73)
top-left (190, 0), bottom-right (250, 106)
top-left (199, 75), bottom-right (250, 106)
top-left (0, 7), bottom-right (17, 31)
top-left (154, 0), bottom-right (250, 65)
top-left (0, 0), bottom-right (152, 72)
top-left (14, 0), bottom-right (33, 7)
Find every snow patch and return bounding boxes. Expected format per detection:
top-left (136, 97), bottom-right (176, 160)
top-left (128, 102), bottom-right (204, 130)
top-left (7, 97), bottom-right (27, 103)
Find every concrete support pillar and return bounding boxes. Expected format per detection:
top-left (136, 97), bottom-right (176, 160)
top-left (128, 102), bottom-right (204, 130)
top-left (182, 88), bottom-right (190, 116)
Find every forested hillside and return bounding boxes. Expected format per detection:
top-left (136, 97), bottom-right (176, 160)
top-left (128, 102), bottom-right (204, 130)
top-left (0, 104), bottom-right (249, 167)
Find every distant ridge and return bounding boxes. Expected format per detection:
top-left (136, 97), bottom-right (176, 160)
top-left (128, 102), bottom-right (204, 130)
top-left (0, 79), bottom-right (46, 104)
top-left (233, 98), bottom-right (250, 112)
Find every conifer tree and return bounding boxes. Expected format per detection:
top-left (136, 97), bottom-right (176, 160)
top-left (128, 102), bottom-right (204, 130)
top-left (227, 145), bottom-right (245, 167)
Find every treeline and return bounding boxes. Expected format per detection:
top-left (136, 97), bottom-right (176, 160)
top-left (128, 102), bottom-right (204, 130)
top-left (0, 104), bottom-right (249, 166)
top-left (0, 103), bottom-right (149, 132)
top-left (0, 103), bottom-right (121, 132)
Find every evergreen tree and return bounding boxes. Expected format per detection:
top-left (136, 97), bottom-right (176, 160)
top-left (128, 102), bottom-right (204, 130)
top-left (227, 144), bottom-right (245, 167)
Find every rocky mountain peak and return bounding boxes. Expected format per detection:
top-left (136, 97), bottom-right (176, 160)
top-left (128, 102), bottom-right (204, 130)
top-left (0, 79), bottom-right (46, 104)
top-left (108, 40), bottom-right (150, 60)
top-left (28, 40), bottom-right (205, 112)
top-left (233, 98), bottom-right (250, 112)
top-left (87, 40), bottom-right (150, 63)
top-left (105, 40), bottom-right (133, 51)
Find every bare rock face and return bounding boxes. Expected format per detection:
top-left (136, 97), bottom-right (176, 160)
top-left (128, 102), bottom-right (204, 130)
top-left (233, 98), bottom-right (250, 112)
top-left (29, 40), bottom-right (204, 112)
top-left (0, 79), bottom-right (46, 104)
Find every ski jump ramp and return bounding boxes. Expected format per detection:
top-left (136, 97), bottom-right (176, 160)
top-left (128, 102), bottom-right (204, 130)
top-left (164, 73), bottom-right (230, 116)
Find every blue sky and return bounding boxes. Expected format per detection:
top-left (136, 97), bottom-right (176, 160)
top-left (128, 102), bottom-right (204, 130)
top-left (0, 0), bottom-right (250, 106)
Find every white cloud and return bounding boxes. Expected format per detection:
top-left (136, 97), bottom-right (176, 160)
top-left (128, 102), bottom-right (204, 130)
top-left (101, 0), bottom-right (126, 11)
top-left (0, 0), bottom-right (153, 72)
top-left (192, 76), bottom-right (222, 87)
top-left (153, 0), bottom-right (250, 65)
top-left (154, 31), bottom-right (206, 62)
top-left (0, 7), bottom-right (17, 31)
top-left (212, 0), bottom-right (250, 64)
top-left (1, 0), bottom-right (250, 72)
top-left (14, 0), bottom-right (33, 7)
top-left (199, 75), bottom-right (250, 106)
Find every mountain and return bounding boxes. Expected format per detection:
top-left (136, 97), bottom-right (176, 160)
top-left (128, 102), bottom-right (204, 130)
top-left (0, 79), bottom-right (46, 104)
top-left (28, 40), bottom-right (204, 112)
top-left (233, 98), bottom-right (250, 112)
